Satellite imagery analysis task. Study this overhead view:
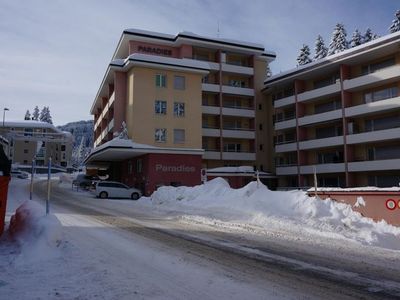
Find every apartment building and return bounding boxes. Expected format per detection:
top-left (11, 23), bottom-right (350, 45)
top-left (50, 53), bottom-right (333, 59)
top-left (0, 121), bottom-right (73, 169)
top-left (87, 29), bottom-right (275, 193)
top-left (263, 31), bottom-right (400, 188)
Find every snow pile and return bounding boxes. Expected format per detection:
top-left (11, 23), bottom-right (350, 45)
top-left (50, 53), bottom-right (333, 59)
top-left (145, 178), bottom-right (400, 250)
top-left (9, 200), bottom-right (62, 263)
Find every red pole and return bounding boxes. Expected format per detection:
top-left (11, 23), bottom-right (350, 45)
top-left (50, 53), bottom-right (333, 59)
top-left (0, 176), bottom-right (10, 236)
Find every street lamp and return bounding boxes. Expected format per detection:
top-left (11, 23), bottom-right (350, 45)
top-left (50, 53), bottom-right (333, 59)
top-left (2, 108), bottom-right (9, 127)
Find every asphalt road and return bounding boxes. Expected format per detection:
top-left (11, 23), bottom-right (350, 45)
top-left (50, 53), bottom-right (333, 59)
top-left (34, 180), bottom-right (400, 299)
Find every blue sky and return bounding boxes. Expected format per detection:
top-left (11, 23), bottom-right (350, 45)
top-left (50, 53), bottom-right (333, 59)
top-left (0, 0), bottom-right (398, 125)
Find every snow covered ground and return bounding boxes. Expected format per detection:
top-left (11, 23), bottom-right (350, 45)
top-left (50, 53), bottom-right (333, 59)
top-left (140, 178), bottom-right (400, 251)
top-left (1, 176), bottom-right (400, 299)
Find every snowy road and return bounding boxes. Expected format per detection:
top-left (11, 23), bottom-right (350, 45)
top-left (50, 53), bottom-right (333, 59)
top-left (2, 178), bottom-right (400, 299)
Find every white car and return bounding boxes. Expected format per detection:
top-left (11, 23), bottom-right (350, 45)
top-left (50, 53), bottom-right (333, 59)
top-left (10, 170), bottom-right (29, 179)
top-left (95, 181), bottom-right (142, 200)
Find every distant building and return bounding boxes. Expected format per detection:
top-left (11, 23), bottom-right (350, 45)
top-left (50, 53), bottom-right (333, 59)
top-left (0, 121), bottom-right (73, 169)
top-left (263, 31), bottom-right (400, 188)
top-left (86, 29), bottom-right (276, 194)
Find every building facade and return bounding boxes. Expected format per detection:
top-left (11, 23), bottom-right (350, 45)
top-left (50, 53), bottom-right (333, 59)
top-left (263, 31), bottom-right (400, 188)
top-left (0, 121), bottom-right (73, 169)
top-left (87, 29), bottom-right (275, 193)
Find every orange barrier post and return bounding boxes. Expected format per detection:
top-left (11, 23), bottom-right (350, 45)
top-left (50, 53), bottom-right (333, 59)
top-left (0, 176), bottom-right (10, 236)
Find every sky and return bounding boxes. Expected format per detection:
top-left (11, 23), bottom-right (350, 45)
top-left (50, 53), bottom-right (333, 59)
top-left (0, 0), bottom-right (399, 126)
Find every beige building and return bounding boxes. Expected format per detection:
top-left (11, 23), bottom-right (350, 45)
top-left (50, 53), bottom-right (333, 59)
top-left (263, 31), bottom-right (400, 188)
top-left (0, 121), bottom-right (73, 169)
top-left (90, 29), bottom-right (275, 174)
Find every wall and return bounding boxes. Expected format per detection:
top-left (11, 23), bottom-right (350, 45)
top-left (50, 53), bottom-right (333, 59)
top-left (126, 67), bottom-right (203, 149)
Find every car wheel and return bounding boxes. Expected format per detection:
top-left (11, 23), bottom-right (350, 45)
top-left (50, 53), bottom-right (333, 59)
top-left (99, 191), bottom-right (108, 199)
top-left (131, 192), bottom-right (140, 200)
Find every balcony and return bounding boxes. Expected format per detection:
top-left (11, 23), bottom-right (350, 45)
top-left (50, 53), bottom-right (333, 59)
top-left (297, 82), bottom-right (341, 103)
top-left (298, 109), bottom-right (342, 126)
top-left (202, 106), bottom-right (219, 115)
top-left (276, 165), bottom-right (298, 175)
top-left (348, 158), bottom-right (400, 172)
top-left (274, 95), bottom-right (295, 108)
top-left (299, 135), bottom-right (344, 150)
top-left (275, 141), bottom-right (297, 153)
top-left (202, 127), bottom-right (220, 137)
top-left (202, 105), bottom-right (255, 118)
top-left (221, 107), bottom-right (254, 118)
top-left (347, 127), bottom-right (400, 145)
top-left (222, 128), bottom-right (255, 139)
top-left (343, 65), bottom-right (400, 91)
top-left (221, 63), bottom-right (253, 75)
top-left (94, 92), bottom-right (115, 131)
top-left (202, 83), bottom-right (220, 93)
top-left (222, 85), bottom-right (254, 96)
top-left (300, 163), bottom-right (345, 174)
top-left (203, 150), bottom-right (220, 160)
top-left (274, 118), bottom-right (296, 130)
top-left (345, 96), bottom-right (400, 118)
top-left (222, 151), bottom-right (256, 161)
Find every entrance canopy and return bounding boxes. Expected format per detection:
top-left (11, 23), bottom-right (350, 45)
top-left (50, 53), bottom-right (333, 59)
top-left (85, 137), bottom-right (204, 168)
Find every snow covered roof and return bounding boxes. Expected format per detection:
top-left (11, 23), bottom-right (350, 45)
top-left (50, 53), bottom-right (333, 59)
top-left (265, 30), bottom-right (400, 86)
top-left (120, 28), bottom-right (269, 55)
top-left (85, 137), bottom-right (204, 166)
top-left (308, 186), bottom-right (400, 192)
top-left (3, 120), bottom-right (63, 133)
top-left (110, 53), bottom-right (210, 72)
top-left (207, 166), bottom-right (275, 178)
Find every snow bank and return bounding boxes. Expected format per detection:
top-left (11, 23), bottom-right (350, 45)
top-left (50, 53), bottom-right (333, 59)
top-left (9, 200), bottom-right (62, 263)
top-left (144, 178), bottom-right (400, 250)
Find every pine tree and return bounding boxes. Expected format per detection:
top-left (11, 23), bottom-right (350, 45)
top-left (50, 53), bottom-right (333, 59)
top-left (296, 44), bottom-right (312, 66)
top-left (40, 106), bottom-right (53, 124)
top-left (389, 10), bottom-right (400, 33)
top-left (314, 35), bottom-right (328, 60)
top-left (32, 106), bottom-right (39, 121)
top-left (350, 29), bottom-right (362, 48)
top-left (24, 110), bottom-right (31, 120)
top-left (328, 23), bottom-right (348, 55)
top-left (364, 28), bottom-right (373, 43)
top-left (46, 107), bottom-right (53, 124)
top-left (39, 107), bottom-right (46, 122)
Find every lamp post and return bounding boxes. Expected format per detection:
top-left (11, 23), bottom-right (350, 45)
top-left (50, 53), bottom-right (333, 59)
top-left (2, 108), bottom-right (9, 127)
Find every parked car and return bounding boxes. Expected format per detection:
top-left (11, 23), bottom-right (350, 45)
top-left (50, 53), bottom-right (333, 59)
top-left (95, 181), bottom-right (142, 200)
top-left (10, 170), bottom-right (29, 179)
top-left (72, 174), bottom-right (99, 189)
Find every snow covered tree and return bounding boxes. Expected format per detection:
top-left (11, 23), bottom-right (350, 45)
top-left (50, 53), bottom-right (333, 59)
top-left (265, 64), bottom-right (272, 78)
top-left (296, 44), bottom-right (312, 66)
top-left (314, 35), bottom-right (328, 60)
top-left (389, 10), bottom-right (400, 33)
top-left (363, 28), bottom-right (373, 43)
top-left (39, 106), bottom-right (53, 124)
top-left (350, 29), bottom-right (362, 48)
top-left (24, 110), bottom-right (31, 120)
top-left (32, 106), bottom-right (40, 121)
top-left (328, 23), bottom-right (348, 55)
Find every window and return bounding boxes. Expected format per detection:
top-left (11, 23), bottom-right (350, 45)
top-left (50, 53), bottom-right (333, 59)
top-left (23, 149), bottom-right (28, 154)
top-left (259, 124), bottom-right (263, 131)
top-left (364, 86), bottom-right (398, 103)
top-left (174, 76), bottom-right (185, 90)
top-left (174, 102), bottom-right (185, 117)
top-left (368, 175), bottom-right (400, 187)
top-left (155, 74), bottom-right (166, 87)
top-left (173, 129), bottom-right (185, 144)
top-left (128, 161), bottom-right (133, 174)
top-left (155, 128), bottom-right (167, 142)
top-left (365, 115), bottom-right (400, 132)
top-left (258, 104), bottom-right (262, 110)
top-left (136, 159), bottom-right (142, 173)
top-left (155, 100), bottom-right (167, 115)
top-left (61, 145), bottom-right (66, 151)
top-left (314, 99), bottom-right (342, 114)
top-left (362, 58), bottom-right (395, 75)
top-left (313, 73), bottom-right (340, 89)
top-left (315, 125), bottom-right (342, 139)
top-left (259, 144), bottom-right (263, 151)
top-left (223, 143), bottom-right (241, 152)
top-left (317, 151), bottom-right (343, 164)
